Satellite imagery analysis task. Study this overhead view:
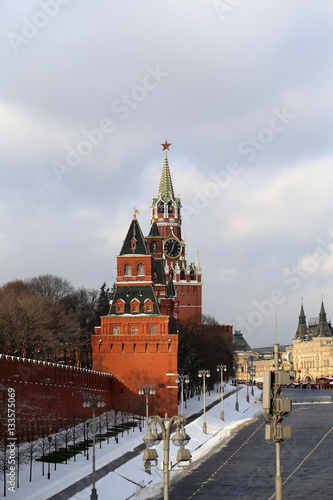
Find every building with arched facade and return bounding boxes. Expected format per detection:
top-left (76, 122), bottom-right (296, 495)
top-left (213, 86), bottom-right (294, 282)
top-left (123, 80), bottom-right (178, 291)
top-left (234, 300), bottom-right (333, 385)
top-left (286, 300), bottom-right (333, 383)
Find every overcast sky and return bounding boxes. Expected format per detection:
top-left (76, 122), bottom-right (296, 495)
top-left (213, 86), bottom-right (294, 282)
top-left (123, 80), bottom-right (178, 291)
top-left (1, 1), bottom-right (333, 348)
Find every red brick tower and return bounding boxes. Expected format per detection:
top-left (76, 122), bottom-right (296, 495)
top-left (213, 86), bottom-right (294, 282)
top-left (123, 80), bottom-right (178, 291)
top-left (91, 142), bottom-right (202, 416)
top-left (91, 212), bottom-right (178, 416)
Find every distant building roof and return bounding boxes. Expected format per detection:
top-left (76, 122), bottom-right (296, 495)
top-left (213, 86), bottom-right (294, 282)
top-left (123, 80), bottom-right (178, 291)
top-left (253, 345), bottom-right (288, 355)
top-left (233, 330), bottom-right (252, 352)
top-left (294, 299), bottom-right (333, 340)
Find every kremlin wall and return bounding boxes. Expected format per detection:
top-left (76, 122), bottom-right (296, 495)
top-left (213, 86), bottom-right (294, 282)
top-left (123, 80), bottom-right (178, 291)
top-left (0, 354), bottom-right (112, 440)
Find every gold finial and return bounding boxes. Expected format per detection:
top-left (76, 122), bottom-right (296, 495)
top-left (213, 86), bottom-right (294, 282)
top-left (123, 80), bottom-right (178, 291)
top-left (133, 208), bottom-right (139, 220)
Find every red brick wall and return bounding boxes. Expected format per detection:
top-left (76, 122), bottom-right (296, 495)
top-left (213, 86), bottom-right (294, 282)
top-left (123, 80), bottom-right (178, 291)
top-left (176, 283), bottom-right (202, 323)
top-left (0, 355), bottom-right (112, 441)
top-left (92, 327), bottom-right (178, 417)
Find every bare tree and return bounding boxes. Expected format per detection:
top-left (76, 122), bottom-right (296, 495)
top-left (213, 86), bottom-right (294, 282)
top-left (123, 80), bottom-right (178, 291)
top-left (26, 425), bottom-right (40, 482)
top-left (25, 274), bottom-right (74, 302)
top-left (0, 280), bottom-right (81, 363)
top-left (178, 319), bottom-right (233, 392)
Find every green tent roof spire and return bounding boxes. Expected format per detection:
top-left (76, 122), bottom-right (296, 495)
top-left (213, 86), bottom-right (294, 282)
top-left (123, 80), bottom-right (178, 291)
top-left (158, 150), bottom-right (175, 202)
top-left (294, 300), bottom-right (308, 339)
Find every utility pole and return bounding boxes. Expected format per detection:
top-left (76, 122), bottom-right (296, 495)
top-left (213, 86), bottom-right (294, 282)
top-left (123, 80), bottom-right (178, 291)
top-left (263, 343), bottom-right (294, 500)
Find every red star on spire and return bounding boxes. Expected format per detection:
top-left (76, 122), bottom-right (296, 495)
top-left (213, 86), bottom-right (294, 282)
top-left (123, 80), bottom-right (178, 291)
top-left (161, 140), bottom-right (171, 151)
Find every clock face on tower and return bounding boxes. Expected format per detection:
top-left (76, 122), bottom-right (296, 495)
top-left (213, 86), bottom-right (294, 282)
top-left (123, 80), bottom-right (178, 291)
top-left (163, 237), bottom-right (182, 259)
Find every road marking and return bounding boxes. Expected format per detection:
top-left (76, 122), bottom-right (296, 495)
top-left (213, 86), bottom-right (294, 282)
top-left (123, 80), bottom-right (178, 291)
top-left (267, 426), bottom-right (333, 499)
top-left (187, 420), bottom-right (265, 499)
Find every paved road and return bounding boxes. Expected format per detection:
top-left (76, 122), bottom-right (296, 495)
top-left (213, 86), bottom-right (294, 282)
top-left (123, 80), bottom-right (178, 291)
top-left (283, 387), bottom-right (331, 404)
top-left (166, 402), bottom-right (333, 500)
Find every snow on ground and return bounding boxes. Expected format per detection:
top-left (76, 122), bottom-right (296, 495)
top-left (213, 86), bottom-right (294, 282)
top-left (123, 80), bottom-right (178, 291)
top-left (2, 384), bottom-right (262, 500)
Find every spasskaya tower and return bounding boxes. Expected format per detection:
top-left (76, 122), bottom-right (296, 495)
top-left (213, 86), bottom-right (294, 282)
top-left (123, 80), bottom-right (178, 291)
top-left (92, 142), bottom-right (202, 417)
top-left (146, 141), bottom-right (202, 324)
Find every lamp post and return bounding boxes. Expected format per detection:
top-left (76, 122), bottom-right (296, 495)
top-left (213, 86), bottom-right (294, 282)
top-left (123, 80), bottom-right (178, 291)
top-left (138, 385), bottom-right (156, 426)
top-left (234, 364), bottom-right (239, 411)
top-left (249, 363), bottom-right (256, 396)
top-left (86, 422), bottom-right (89, 460)
top-left (175, 374), bottom-right (189, 416)
top-left (139, 402), bottom-right (143, 431)
top-left (47, 436), bottom-right (52, 479)
top-left (142, 413), bottom-right (191, 500)
top-left (198, 370), bottom-right (210, 433)
top-left (217, 364), bottom-right (227, 420)
top-left (246, 360), bottom-right (250, 403)
top-left (82, 394), bottom-right (106, 500)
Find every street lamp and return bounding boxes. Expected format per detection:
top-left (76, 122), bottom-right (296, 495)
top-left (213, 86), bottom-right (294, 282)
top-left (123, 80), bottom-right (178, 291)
top-left (246, 360), bottom-right (251, 403)
top-left (138, 385), bottom-right (156, 426)
top-left (47, 436), bottom-right (52, 479)
top-left (249, 363), bottom-right (256, 396)
top-left (82, 394), bottom-right (106, 500)
top-left (175, 374), bottom-right (189, 416)
top-left (142, 413), bottom-right (191, 500)
top-left (217, 365), bottom-right (227, 420)
top-left (234, 364), bottom-right (239, 411)
top-left (198, 370), bottom-right (210, 433)
top-left (86, 422), bottom-right (89, 460)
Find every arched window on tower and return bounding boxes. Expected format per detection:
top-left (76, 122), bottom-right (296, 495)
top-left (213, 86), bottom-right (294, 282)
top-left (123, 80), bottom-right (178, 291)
top-left (137, 263), bottom-right (144, 276)
top-left (158, 201), bottom-right (164, 214)
top-left (124, 264), bottom-right (131, 276)
top-left (150, 241), bottom-right (157, 254)
top-left (167, 201), bottom-right (173, 214)
top-left (150, 326), bottom-right (157, 335)
top-left (180, 269), bottom-right (186, 281)
top-left (190, 269), bottom-right (196, 281)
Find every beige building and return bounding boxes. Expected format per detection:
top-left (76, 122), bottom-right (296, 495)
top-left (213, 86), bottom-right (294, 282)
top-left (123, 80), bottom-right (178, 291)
top-left (286, 300), bottom-right (333, 382)
top-left (233, 300), bottom-right (333, 384)
top-left (233, 333), bottom-right (291, 384)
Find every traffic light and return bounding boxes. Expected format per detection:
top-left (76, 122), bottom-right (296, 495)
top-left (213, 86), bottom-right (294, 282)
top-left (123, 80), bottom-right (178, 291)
top-left (263, 370), bottom-right (292, 421)
top-left (265, 423), bottom-right (292, 441)
top-left (176, 448), bottom-right (192, 464)
top-left (263, 371), bottom-right (273, 417)
top-left (143, 448), bottom-right (158, 473)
